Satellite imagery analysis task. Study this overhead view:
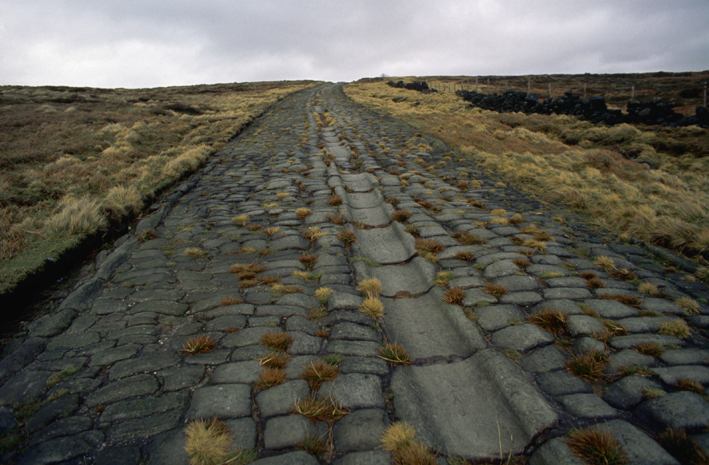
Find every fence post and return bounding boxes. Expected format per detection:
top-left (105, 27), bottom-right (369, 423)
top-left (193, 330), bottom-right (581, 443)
top-left (549, 83), bottom-right (552, 99)
top-left (475, 77), bottom-right (478, 93)
top-left (704, 82), bottom-right (707, 107)
top-left (631, 85), bottom-right (635, 99)
top-left (487, 79), bottom-right (490, 94)
top-left (583, 83), bottom-right (587, 99)
top-left (527, 78), bottom-right (531, 94)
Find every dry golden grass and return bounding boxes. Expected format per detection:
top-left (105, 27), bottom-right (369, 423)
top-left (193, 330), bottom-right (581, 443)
top-left (293, 396), bottom-right (349, 423)
top-left (359, 296), bottom-right (385, 319)
top-left (0, 81), bottom-right (318, 294)
top-left (344, 79), bottom-right (709, 267)
top-left (259, 331), bottom-right (294, 352)
top-left (380, 422), bottom-right (437, 465)
top-left (356, 277), bottom-right (382, 297)
top-left (379, 342), bottom-right (410, 365)
top-left (565, 427), bottom-right (628, 465)
top-left (529, 310), bottom-right (568, 337)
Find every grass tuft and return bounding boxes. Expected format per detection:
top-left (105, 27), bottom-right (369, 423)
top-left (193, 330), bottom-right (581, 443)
top-left (675, 297), bottom-right (700, 314)
top-left (379, 342), bottom-right (410, 365)
top-left (219, 296), bottom-right (243, 307)
top-left (359, 296), bottom-right (385, 319)
top-left (302, 226), bottom-right (328, 242)
top-left (259, 331), bottom-right (294, 352)
top-left (455, 251), bottom-right (475, 262)
top-left (327, 211), bottom-right (346, 225)
top-left (254, 368), bottom-right (287, 390)
top-left (296, 207), bottom-right (313, 221)
top-left (529, 310), bottom-right (568, 337)
top-left (259, 351), bottom-right (291, 369)
top-left (634, 343), bottom-right (664, 357)
top-left (566, 351), bottom-right (609, 381)
top-left (484, 283), bottom-right (507, 298)
top-left (565, 428), bottom-right (627, 465)
top-left (298, 254), bottom-right (318, 269)
top-left (293, 396), bottom-right (349, 423)
top-left (337, 229), bottom-right (357, 246)
top-left (300, 361), bottom-right (339, 390)
top-left (314, 287), bottom-right (333, 304)
top-left (658, 320), bottom-right (691, 338)
top-left (184, 418), bottom-right (232, 465)
top-left (357, 277), bottom-right (382, 297)
top-left (328, 194), bottom-right (343, 206)
top-left (182, 335), bottom-right (217, 355)
top-left (392, 210), bottom-right (412, 223)
top-left (443, 287), bottom-right (466, 305)
top-left (415, 238), bottom-right (443, 262)
top-left (453, 231), bottom-right (485, 245)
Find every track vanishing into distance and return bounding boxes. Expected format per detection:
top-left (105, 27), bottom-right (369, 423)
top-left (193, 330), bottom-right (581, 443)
top-left (1, 83), bottom-right (709, 464)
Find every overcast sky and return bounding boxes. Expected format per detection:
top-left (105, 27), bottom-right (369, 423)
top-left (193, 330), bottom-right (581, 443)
top-left (1, 0), bottom-right (708, 89)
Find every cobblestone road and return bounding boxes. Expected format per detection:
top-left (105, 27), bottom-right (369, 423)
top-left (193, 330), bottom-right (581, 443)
top-left (1, 83), bottom-right (709, 464)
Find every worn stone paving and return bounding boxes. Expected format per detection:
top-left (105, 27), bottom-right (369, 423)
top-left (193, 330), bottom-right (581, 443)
top-left (1, 83), bottom-right (709, 464)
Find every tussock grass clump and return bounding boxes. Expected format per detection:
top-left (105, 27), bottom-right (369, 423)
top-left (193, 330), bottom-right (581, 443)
top-left (380, 422), bottom-right (437, 465)
top-left (262, 227), bottom-right (281, 237)
top-left (337, 229), bottom-right (357, 246)
top-left (529, 310), bottom-right (568, 337)
top-left (406, 225), bottom-right (420, 237)
top-left (314, 287), bottom-right (333, 304)
top-left (296, 207), bottom-right (313, 220)
top-left (379, 343), bottom-right (410, 365)
top-left (566, 351), bottom-right (610, 381)
top-left (675, 378), bottom-right (704, 393)
top-left (490, 209), bottom-right (507, 217)
top-left (327, 211), bottom-right (346, 225)
top-left (443, 287), bottom-right (465, 305)
top-left (359, 296), bottom-right (385, 319)
top-left (392, 209), bottom-right (412, 223)
top-left (565, 427), bottom-right (627, 465)
top-left (255, 368), bottom-right (287, 390)
top-left (259, 332), bottom-right (294, 352)
top-left (415, 238), bottom-right (443, 262)
top-left (230, 262), bottom-right (266, 280)
top-left (245, 223), bottom-right (262, 232)
top-left (484, 283), bottom-right (507, 298)
top-left (600, 294), bottom-right (643, 308)
top-left (219, 297), bottom-right (244, 307)
top-left (104, 185), bottom-right (143, 219)
top-left (328, 194), bottom-right (343, 207)
top-left (300, 361), bottom-right (339, 390)
top-left (298, 435), bottom-right (328, 458)
top-left (184, 418), bottom-right (242, 465)
top-left (184, 247), bottom-right (207, 259)
top-left (46, 196), bottom-right (108, 235)
top-left (455, 251), bottom-right (475, 262)
top-left (302, 226), bottom-right (328, 242)
top-left (259, 351), bottom-right (291, 369)
top-left (357, 277), bottom-right (382, 297)
top-left (513, 258), bottom-right (531, 269)
top-left (293, 396), bottom-right (349, 423)
top-left (276, 192), bottom-right (290, 200)
top-left (634, 343), bottom-right (664, 358)
top-left (658, 319), bottom-right (691, 338)
top-left (675, 297), bottom-right (700, 314)
top-left (298, 254), bottom-right (318, 269)
top-left (182, 335), bottom-right (217, 355)
top-left (453, 231), bottom-right (485, 245)
top-left (434, 271), bottom-right (455, 287)
top-left (292, 270), bottom-right (322, 282)
top-left (638, 282), bottom-right (660, 295)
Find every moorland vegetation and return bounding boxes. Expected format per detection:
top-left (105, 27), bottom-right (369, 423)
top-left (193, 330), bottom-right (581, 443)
top-left (0, 81), bottom-right (318, 294)
top-left (344, 77), bottom-right (709, 272)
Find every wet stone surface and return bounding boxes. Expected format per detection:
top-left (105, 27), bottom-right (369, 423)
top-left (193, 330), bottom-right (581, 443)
top-left (2, 83), bottom-right (709, 464)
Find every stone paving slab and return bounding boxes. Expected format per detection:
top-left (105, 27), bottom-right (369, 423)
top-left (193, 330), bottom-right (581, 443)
top-left (2, 82), bottom-right (709, 464)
